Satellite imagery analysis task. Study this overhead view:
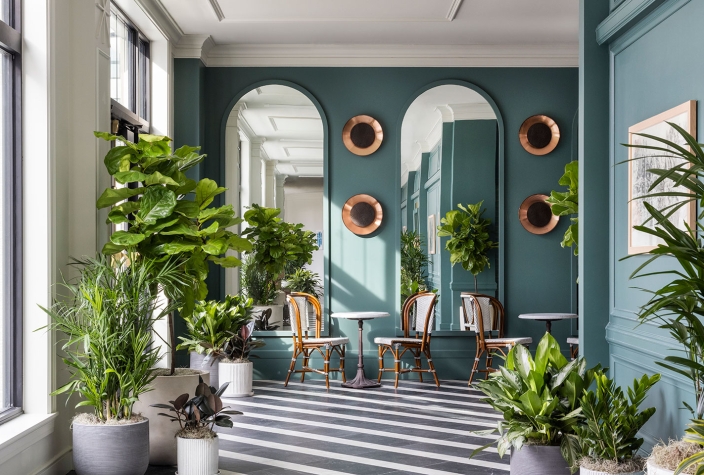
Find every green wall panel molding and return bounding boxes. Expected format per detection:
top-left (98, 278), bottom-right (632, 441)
top-left (174, 64), bottom-right (578, 379)
top-left (596, 0), bottom-right (671, 45)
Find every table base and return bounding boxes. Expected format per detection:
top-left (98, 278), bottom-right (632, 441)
top-left (341, 368), bottom-right (381, 389)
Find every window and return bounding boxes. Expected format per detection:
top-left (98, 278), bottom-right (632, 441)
top-left (110, 3), bottom-right (150, 127)
top-left (0, 0), bottom-right (22, 425)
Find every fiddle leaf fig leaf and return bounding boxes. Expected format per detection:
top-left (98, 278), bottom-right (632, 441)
top-left (195, 178), bottom-right (226, 209)
top-left (145, 171), bottom-right (180, 187)
top-left (110, 230), bottom-right (146, 246)
top-left (96, 187), bottom-right (145, 209)
top-left (137, 187), bottom-right (177, 224)
top-left (114, 170), bottom-right (147, 184)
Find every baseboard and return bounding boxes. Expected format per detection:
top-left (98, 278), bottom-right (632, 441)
top-left (35, 448), bottom-right (72, 475)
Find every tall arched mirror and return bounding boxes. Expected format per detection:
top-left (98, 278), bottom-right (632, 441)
top-left (400, 84), bottom-right (501, 332)
top-left (225, 84), bottom-right (325, 335)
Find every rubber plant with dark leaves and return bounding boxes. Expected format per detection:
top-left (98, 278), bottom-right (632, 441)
top-left (94, 132), bottom-right (252, 374)
top-left (470, 333), bottom-right (601, 473)
top-left (151, 377), bottom-right (241, 437)
top-left (218, 321), bottom-right (265, 363)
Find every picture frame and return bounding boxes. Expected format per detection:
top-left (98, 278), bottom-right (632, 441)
top-left (628, 100), bottom-right (697, 255)
top-left (427, 214), bottom-right (436, 255)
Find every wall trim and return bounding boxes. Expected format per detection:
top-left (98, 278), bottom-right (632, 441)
top-left (596, 0), bottom-right (667, 45)
top-left (36, 448), bottom-right (73, 475)
top-left (609, 0), bottom-right (691, 54)
top-left (134, 0), bottom-right (183, 44)
top-left (0, 413), bottom-right (57, 466)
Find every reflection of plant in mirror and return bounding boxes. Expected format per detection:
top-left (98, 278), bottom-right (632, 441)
top-left (221, 321), bottom-right (266, 362)
top-left (241, 254), bottom-right (278, 306)
top-left (401, 230), bottom-right (430, 303)
top-left (253, 308), bottom-right (279, 332)
top-left (285, 269), bottom-right (322, 299)
top-left (546, 160), bottom-right (579, 255)
top-left (437, 201), bottom-right (497, 292)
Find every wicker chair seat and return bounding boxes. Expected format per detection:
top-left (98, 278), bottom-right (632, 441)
top-left (374, 337), bottom-right (422, 345)
top-left (302, 337), bottom-right (349, 346)
top-left (485, 337), bottom-right (532, 347)
top-left (566, 336), bottom-right (579, 345)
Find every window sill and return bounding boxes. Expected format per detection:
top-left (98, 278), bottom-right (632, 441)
top-left (0, 413), bottom-right (57, 465)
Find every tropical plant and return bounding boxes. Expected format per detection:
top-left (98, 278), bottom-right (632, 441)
top-left (576, 371), bottom-right (659, 468)
top-left (285, 268), bottom-right (322, 299)
top-left (220, 321), bottom-right (265, 362)
top-left (41, 254), bottom-right (188, 421)
top-left (177, 295), bottom-right (254, 360)
top-left (241, 253), bottom-right (278, 306)
top-left (253, 308), bottom-right (279, 331)
top-left (471, 333), bottom-right (601, 472)
top-left (437, 201), bottom-right (498, 292)
top-left (94, 132), bottom-right (252, 374)
top-left (676, 419), bottom-right (704, 475)
top-left (151, 377), bottom-right (241, 437)
top-left (546, 160), bottom-right (579, 255)
top-left (401, 230), bottom-right (430, 303)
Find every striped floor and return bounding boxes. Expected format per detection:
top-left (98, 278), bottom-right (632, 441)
top-left (216, 378), bottom-right (509, 475)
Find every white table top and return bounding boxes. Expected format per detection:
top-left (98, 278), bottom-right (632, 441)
top-left (331, 311), bottom-right (390, 321)
top-left (518, 313), bottom-right (578, 321)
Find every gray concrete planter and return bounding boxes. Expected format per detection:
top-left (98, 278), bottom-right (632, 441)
top-left (510, 445), bottom-right (570, 475)
top-left (190, 352), bottom-right (220, 389)
top-left (72, 419), bottom-right (149, 475)
top-left (133, 370), bottom-right (209, 466)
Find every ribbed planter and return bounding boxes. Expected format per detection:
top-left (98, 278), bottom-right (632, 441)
top-left (132, 370), bottom-right (209, 466)
top-left (219, 360), bottom-right (253, 397)
top-left (177, 435), bottom-right (219, 475)
top-left (190, 352), bottom-right (220, 389)
top-left (646, 462), bottom-right (674, 475)
top-left (510, 445), bottom-right (570, 475)
top-left (72, 419), bottom-right (149, 475)
top-left (580, 468), bottom-right (643, 475)
top-left (253, 305), bottom-right (284, 329)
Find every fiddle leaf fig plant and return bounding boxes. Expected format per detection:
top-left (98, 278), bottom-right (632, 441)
top-left (437, 201), bottom-right (497, 292)
top-left (546, 160), bottom-right (579, 255)
top-left (95, 132), bottom-right (252, 374)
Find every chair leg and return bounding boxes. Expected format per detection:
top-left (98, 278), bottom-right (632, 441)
top-left (301, 350), bottom-right (309, 382)
top-left (377, 345), bottom-right (384, 382)
top-left (324, 346), bottom-right (331, 391)
top-left (285, 348), bottom-right (299, 387)
top-left (414, 350), bottom-right (423, 382)
top-left (340, 346), bottom-right (347, 383)
top-left (485, 350), bottom-right (494, 380)
top-left (425, 347), bottom-right (439, 387)
top-left (469, 347), bottom-right (484, 386)
top-left (393, 344), bottom-right (401, 389)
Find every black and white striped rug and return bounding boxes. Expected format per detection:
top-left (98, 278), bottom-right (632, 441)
top-left (216, 379), bottom-right (509, 475)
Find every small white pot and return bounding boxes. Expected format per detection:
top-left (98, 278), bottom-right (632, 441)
top-left (646, 462), bottom-right (674, 475)
top-left (177, 435), bottom-right (219, 475)
top-left (580, 467), bottom-right (643, 475)
top-left (219, 360), bottom-right (254, 397)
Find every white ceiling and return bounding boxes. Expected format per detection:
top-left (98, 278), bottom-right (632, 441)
top-left (233, 85), bottom-right (324, 177)
top-left (158, 0), bottom-right (579, 65)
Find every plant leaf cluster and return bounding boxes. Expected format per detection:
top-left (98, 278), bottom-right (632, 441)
top-left (240, 253), bottom-right (278, 305)
top-left (546, 160), bottom-right (579, 255)
top-left (42, 254), bottom-right (188, 421)
top-left (220, 321), bottom-right (265, 362)
top-left (677, 419), bottom-right (704, 475)
top-left (576, 371), bottom-right (659, 464)
top-left (400, 230), bottom-right (431, 304)
top-left (177, 294), bottom-right (254, 357)
top-left (284, 268), bottom-right (322, 299)
top-left (472, 332), bottom-right (601, 472)
top-left (152, 376), bottom-right (241, 436)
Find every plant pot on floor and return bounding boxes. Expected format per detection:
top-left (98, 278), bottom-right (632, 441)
top-left (177, 435), bottom-right (219, 475)
top-left (132, 369), bottom-right (209, 466)
top-left (219, 360), bottom-right (253, 397)
top-left (510, 445), bottom-right (571, 475)
top-left (72, 418), bottom-right (149, 475)
top-left (580, 468), bottom-right (643, 475)
top-left (190, 351), bottom-right (220, 389)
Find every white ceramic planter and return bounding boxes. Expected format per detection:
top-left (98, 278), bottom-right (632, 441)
top-left (646, 462), bottom-right (674, 475)
top-left (132, 370), bottom-right (209, 466)
top-left (219, 360), bottom-right (253, 397)
top-left (177, 436), bottom-right (219, 475)
top-left (254, 305), bottom-right (284, 328)
top-left (190, 351), bottom-right (220, 389)
top-left (580, 467), bottom-right (643, 475)
top-left (72, 419), bottom-right (149, 475)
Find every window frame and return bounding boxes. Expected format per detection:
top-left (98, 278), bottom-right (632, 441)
top-left (0, 0), bottom-right (23, 426)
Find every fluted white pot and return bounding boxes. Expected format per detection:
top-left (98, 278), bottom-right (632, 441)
top-left (580, 467), bottom-right (643, 475)
top-left (190, 352), bottom-right (220, 389)
top-left (219, 360), bottom-right (253, 397)
top-left (646, 462), bottom-right (674, 475)
top-left (177, 435), bottom-right (218, 475)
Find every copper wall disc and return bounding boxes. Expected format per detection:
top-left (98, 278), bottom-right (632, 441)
top-left (519, 194), bottom-right (559, 235)
top-left (342, 194), bottom-right (383, 235)
top-left (519, 115), bottom-right (560, 155)
top-left (342, 115), bottom-right (383, 156)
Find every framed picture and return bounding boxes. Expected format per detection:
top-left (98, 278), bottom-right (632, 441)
top-left (628, 100), bottom-right (697, 254)
top-left (427, 214), bottom-right (436, 255)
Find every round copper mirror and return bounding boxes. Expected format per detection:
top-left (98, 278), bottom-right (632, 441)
top-left (519, 194), bottom-right (559, 235)
top-left (342, 194), bottom-right (383, 235)
top-left (519, 115), bottom-right (560, 155)
top-left (342, 115), bottom-right (383, 156)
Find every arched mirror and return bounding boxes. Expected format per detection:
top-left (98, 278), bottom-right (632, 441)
top-left (400, 84), bottom-right (502, 332)
top-left (225, 84), bottom-right (326, 335)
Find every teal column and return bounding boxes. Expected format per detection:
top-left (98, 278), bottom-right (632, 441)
top-left (579, 0), bottom-right (610, 366)
top-left (437, 123), bottom-right (454, 330)
top-left (405, 171), bottom-right (416, 231)
top-left (174, 58), bottom-right (206, 182)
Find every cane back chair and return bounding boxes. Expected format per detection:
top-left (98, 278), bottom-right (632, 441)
top-left (285, 292), bottom-right (348, 390)
top-left (374, 292), bottom-right (439, 388)
top-left (461, 293), bottom-right (532, 385)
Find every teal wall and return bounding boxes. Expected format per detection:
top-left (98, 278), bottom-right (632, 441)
top-left (174, 64), bottom-right (579, 381)
top-left (594, 0), bottom-right (700, 446)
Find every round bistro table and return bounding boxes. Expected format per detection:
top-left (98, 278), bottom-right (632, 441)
top-left (331, 311), bottom-right (390, 389)
top-left (518, 313), bottom-right (578, 334)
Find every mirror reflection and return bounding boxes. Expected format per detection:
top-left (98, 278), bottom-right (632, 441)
top-left (400, 85), bottom-right (499, 331)
top-left (225, 85), bottom-right (324, 333)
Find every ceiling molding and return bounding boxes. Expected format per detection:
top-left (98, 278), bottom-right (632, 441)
top-left (203, 43), bottom-right (578, 67)
top-left (173, 35), bottom-right (216, 62)
top-left (134, 0), bottom-right (183, 43)
top-left (447, 0), bottom-right (464, 21)
top-left (425, 118), bottom-right (443, 150)
top-left (448, 103), bottom-right (496, 120)
top-left (208, 0), bottom-right (225, 21)
top-left (435, 105), bottom-right (454, 123)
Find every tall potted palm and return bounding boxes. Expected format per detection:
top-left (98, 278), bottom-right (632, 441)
top-left (41, 254), bottom-right (186, 475)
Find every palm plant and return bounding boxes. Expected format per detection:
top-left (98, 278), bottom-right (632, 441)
top-left (285, 268), bottom-right (322, 299)
top-left (241, 253), bottom-right (278, 305)
top-left (41, 254), bottom-right (187, 421)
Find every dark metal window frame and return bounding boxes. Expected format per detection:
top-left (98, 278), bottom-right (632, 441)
top-left (0, 0), bottom-right (23, 426)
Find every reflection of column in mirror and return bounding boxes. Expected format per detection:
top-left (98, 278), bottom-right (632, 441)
top-left (263, 160), bottom-right (276, 208)
top-left (275, 174), bottom-right (287, 219)
top-left (238, 130), bottom-right (251, 220)
top-left (249, 138), bottom-right (265, 207)
top-left (225, 121), bottom-right (242, 295)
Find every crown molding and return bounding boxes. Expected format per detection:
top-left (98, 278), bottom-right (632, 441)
top-left (202, 43), bottom-right (578, 67)
top-left (173, 35), bottom-right (216, 61)
top-left (134, 0), bottom-right (183, 43)
top-left (448, 103), bottom-right (496, 120)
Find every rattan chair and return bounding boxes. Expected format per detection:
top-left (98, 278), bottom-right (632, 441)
top-left (461, 293), bottom-right (532, 385)
top-left (567, 336), bottom-right (579, 360)
top-left (374, 292), bottom-right (439, 388)
top-left (285, 292), bottom-right (348, 390)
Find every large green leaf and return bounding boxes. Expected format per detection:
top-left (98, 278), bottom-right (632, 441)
top-left (96, 187), bottom-right (145, 209)
top-left (110, 230), bottom-right (146, 246)
top-left (136, 187), bottom-right (177, 224)
top-left (145, 171), bottom-right (180, 187)
top-left (208, 256), bottom-right (242, 268)
top-left (173, 201), bottom-right (200, 218)
top-left (114, 170), bottom-right (147, 184)
top-left (195, 179), bottom-right (226, 209)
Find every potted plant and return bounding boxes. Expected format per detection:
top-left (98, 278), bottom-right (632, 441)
top-left (576, 371), bottom-right (660, 475)
top-left (282, 268), bottom-right (322, 326)
top-left (178, 295), bottom-right (254, 389)
top-left (471, 332), bottom-right (601, 475)
top-left (41, 254), bottom-right (186, 475)
top-left (400, 230), bottom-right (431, 304)
top-left (151, 377), bottom-right (240, 475)
top-left (218, 321), bottom-right (265, 397)
top-left (546, 160), bottom-right (579, 255)
top-left (94, 131), bottom-right (252, 464)
top-left (241, 253), bottom-right (281, 329)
